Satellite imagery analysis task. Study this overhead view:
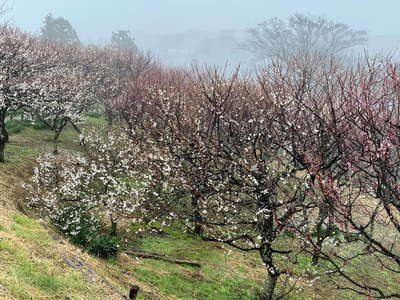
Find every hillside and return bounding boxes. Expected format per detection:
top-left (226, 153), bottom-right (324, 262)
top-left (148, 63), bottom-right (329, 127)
top-left (0, 120), bottom-right (265, 300)
top-left (0, 118), bottom-right (397, 300)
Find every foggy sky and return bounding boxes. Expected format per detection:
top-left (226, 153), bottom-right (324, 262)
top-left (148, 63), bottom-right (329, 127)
top-left (11, 0), bottom-right (400, 40)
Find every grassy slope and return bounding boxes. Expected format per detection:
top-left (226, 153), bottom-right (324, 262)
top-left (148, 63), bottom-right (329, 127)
top-left (0, 118), bottom-right (398, 299)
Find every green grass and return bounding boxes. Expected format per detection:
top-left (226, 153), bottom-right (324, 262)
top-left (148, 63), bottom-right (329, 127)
top-left (6, 119), bottom-right (47, 135)
top-left (134, 261), bottom-right (259, 300)
top-left (85, 110), bottom-right (104, 119)
top-left (13, 214), bottom-right (35, 226)
top-left (5, 208), bottom-right (393, 300)
top-left (119, 224), bottom-right (400, 300)
top-left (13, 260), bottom-right (63, 291)
top-left (11, 214), bottom-right (51, 246)
top-left (0, 116), bottom-right (106, 166)
top-left (1, 142), bottom-right (37, 165)
top-left (0, 213), bottom-right (99, 299)
top-left (4, 254), bottom-right (92, 299)
top-left (144, 261), bottom-right (257, 299)
top-left (121, 227), bottom-right (262, 300)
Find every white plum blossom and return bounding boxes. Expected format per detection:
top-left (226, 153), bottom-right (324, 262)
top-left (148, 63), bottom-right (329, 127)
top-left (25, 129), bottom-right (160, 234)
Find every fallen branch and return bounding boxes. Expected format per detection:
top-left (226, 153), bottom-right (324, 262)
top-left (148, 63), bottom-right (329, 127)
top-left (125, 249), bottom-right (166, 257)
top-left (125, 250), bottom-right (201, 268)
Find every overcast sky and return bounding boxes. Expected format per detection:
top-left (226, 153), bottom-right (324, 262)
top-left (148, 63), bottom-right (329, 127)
top-left (10, 0), bottom-right (400, 41)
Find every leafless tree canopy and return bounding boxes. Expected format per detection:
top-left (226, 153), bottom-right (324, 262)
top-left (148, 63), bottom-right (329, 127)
top-left (241, 13), bottom-right (368, 63)
top-left (0, 0), bottom-right (11, 25)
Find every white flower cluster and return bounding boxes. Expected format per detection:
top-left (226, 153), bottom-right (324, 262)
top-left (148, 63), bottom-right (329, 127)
top-left (25, 130), bottom-right (156, 230)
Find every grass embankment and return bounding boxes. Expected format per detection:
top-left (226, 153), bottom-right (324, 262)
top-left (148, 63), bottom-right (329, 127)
top-left (0, 117), bottom-right (398, 299)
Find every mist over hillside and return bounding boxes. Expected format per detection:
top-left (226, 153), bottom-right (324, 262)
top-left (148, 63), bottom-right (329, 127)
top-left (134, 30), bottom-right (250, 67)
top-left (87, 30), bottom-right (400, 68)
top-left (11, 0), bottom-right (400, 67)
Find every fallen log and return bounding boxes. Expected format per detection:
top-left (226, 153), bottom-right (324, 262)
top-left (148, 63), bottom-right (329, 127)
top-left (126, 249), bottom-right (166, 257)
top-left (125, 250), bottom-right (201, 268)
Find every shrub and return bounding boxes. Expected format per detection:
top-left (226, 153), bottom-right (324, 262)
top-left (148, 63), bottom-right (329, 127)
top-left (86, 234), bottom-right (121, 258)
top-left (51, 205), bottom-right (100, 248)
top-left (50, 205), bottom-right (121, 258)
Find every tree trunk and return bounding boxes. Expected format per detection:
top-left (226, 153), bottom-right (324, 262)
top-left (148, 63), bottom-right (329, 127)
top-left (311, 236), bottom-right (325, 266)
top-left (52, 119), bottom-right (69, 155)
top-left (311, 205), bottom-right (330, 266)
top-left (258, 205), bottom-right (280, 300)
top-left (105, 106), bottom-right (113, 132)
top-left (0, 134), bottom-right (5, 163)
top-left (259, 243), bottom-right (281, 300)
top-left (53, 132), bottom-right (61, 154)
top-left (53, 123), bottom-right (66, 155)
top-left (69, 120), bottom-right (85, 148)
top-left (0, 109), bottom-right (7, 163)
top-left (191, 194), bottom-right (203, 236)
top-left (110, 216), bottom-right (118, 236)
top-left (260, 272), bottom-right (279, 300)
top-left (364, 215), bottom-right (376, 252)
top-left (0, 109), bottom-right (8, 143)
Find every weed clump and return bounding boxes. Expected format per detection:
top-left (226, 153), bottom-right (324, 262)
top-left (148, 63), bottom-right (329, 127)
top-left (51, 205), bottom-right (120, 258)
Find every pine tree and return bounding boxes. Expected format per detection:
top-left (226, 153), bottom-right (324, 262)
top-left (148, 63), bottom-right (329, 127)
top-left (40, 13), bottom-right (81, 45)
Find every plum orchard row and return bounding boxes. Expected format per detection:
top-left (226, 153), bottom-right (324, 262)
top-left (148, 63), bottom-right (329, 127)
top-left (3, 23), bottom-right (397, 299)
top-left (0, 25), bottom-right (154, 160)
top-left (112, 62), bottom-right (400, 299)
